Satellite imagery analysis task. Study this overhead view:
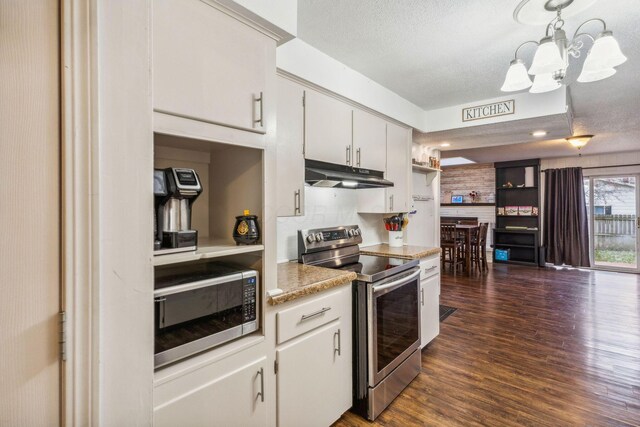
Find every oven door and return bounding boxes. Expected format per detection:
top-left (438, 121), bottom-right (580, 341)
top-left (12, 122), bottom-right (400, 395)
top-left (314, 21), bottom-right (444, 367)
top-left (368, 268), bottom-right (421, 386)
top-left (154, 273), bottom-right (251, 368)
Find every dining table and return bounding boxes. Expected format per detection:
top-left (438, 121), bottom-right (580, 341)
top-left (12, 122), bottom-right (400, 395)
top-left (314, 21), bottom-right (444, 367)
top-left (453, 224), bottom-right (479, 274)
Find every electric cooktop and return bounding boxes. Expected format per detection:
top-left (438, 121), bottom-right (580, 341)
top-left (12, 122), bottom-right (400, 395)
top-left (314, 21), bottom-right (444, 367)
top-left (337, 254), bottom-right (418, 283)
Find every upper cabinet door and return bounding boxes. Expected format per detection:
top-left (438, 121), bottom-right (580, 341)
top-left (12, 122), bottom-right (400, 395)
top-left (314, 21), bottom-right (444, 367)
top-left (352, 109), bottom-right (387, 172)
top-left (386, 123), bottom-right (411, 212)
top-left (276, 77), bottom-right (305, 217)
top-left (153, 0), bottom-right (273, 134)
top-left (304, 90), bottom-right (353, 166)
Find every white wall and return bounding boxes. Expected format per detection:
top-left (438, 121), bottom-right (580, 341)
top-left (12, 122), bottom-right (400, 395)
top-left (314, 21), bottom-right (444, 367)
top-left (541, 151), bottom-right (640, 175)
top-left (277, 187), bottom-right (387, 262)
top-left (424, 89), bottom-right (569, 133)
top-left (277, 39), bottom-right (425, 130)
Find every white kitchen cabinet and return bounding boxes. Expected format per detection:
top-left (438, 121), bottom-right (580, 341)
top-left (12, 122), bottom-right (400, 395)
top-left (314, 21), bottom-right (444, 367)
top-left (153, 0), bottom-right (274, 134)
top-left (352, 109), bottom-right (387, 171)
top-left (357, 122), bottom-right (412, 214)
top-left (154, 355), bottom-right (268, 427)
top-left (276, 76), bottom-right (305, 217)
top-left (276, 321), bottom-right (352, 427)
top-left (268, 285), bottom-right (352, 427)
top-left (420, 256), bottom-right (440, 348)
top-left (304, 89), bottom-right (353, 166)
top-left (386, 122), bottom-right (411, 213)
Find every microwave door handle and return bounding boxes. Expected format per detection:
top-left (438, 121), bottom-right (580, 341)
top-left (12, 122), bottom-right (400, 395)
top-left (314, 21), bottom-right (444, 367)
top-left (371, 269), bottom-right (421, 294)
top-left (154, 272), bottom-right (247, 297)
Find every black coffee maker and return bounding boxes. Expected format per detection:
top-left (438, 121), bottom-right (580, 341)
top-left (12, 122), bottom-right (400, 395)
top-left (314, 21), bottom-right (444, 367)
top-left (154, 168), bottom-right (202, 254)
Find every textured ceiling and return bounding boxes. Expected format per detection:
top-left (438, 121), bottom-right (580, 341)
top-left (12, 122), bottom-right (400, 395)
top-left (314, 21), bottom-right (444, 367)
top-left (298, 0), bottom-right (640, 159)
top-left (414, 114), bottom-right (572, 151)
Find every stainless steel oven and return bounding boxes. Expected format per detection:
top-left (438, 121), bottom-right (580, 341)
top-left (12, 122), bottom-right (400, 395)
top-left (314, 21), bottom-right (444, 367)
top-left (297, 225), bottom-right (422, 421)
top-left (154, 263), bottom-right (258, 368)
top-left (368, 268), bottom-right (421, 386)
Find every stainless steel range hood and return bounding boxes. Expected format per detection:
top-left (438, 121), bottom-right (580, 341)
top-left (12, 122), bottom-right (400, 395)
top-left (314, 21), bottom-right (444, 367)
top-left (305, 159), bottom-right (394, 189)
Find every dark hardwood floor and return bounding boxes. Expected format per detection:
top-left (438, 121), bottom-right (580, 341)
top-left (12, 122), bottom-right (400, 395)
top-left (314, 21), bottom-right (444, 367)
top-left (334, 264), bottom-right (640, 426)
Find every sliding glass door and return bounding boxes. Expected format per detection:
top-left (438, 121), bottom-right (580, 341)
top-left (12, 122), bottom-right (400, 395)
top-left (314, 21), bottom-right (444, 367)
top-left (584, 175), bottom-right (639, 272)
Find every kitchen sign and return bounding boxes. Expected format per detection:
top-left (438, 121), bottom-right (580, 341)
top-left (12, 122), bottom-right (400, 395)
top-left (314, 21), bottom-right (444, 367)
top-left (462, 100), bottom-right (515, 122)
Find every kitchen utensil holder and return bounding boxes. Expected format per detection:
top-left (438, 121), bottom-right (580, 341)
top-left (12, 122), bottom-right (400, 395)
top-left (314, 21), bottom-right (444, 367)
top-left (388, 231), bottom-right (403, 247)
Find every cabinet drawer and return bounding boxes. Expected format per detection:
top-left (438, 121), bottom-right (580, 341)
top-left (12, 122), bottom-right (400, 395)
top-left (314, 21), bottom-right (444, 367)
top-left (276, 289), bottom-right (346, 345)
top-left (420, 256), bottom-right (440, 280)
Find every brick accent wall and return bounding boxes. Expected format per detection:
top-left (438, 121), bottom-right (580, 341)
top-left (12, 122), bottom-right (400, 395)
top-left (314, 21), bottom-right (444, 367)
top-left (441, 163), bottom-right (495, 204)
top-left (440, 163), bottom-right (496, 247)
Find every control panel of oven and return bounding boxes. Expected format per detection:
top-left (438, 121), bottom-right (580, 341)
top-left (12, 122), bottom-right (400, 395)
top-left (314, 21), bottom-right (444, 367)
top-left (299, 225), bottom-right (363, 250)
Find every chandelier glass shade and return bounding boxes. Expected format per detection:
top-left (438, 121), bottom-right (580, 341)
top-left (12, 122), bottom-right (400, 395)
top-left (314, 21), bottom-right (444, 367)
top-left (501, 59), bottom-right (533, 91)
top-left (530, 73), bottom-right (562, 93)
top-left (576, 67), bottom-right (616, 83)
top-left (502, 7), bottom-right (627, 94)
top-left (528, 36), bottom-right (565, 75)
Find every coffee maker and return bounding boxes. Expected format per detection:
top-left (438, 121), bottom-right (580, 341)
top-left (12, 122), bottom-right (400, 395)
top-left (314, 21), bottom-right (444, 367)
top-left (154, 168), bottom-right (203, 254)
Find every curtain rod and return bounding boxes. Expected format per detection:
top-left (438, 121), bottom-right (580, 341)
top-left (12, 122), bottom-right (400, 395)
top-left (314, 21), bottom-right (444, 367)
top-left (541, 163), bottom-right (640, 172)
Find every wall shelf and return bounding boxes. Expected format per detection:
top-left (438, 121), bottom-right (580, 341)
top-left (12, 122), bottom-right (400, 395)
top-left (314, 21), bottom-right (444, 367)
top-left (412, 164), bottom-right (441, 173)
top-left (493, 243), bottom-right (536, 249)
top-left (153, 238), bottom-right (264, 266)
top-left (494, 159), bottom-right (541, 266)
top-left (441, 203), bottom-right (495, 206)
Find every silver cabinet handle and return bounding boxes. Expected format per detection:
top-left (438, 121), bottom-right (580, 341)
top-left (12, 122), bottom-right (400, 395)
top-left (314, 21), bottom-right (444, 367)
top-left (256, 367), bottom-right (264, 402)
top-left (300, 306), bottom-right (331, 321)
top-left (389, 194), bottom-right (394, 211)
top-left (346, 146), bottom-right (351, 165)
top-left (425, 265), bottom-right (438, 272)
top-left (254, 92), bottom-right (264, 128)
top-left (294, 189), bottom-right (301, 214)
top-left (420, 288), bottom-right (424, 306)
top-left (356, 148), bottom-right (361, 167)
top-left (334, 329), bottom-right (341, 356)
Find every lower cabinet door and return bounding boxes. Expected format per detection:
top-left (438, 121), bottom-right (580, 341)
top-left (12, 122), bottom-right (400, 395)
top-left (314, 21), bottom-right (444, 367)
top-left (277, 321), bottom-right (352, 427)
top-left (154, 356), bottom-right (267, 427)
top-left (421, 275), bottom-right (440, 348)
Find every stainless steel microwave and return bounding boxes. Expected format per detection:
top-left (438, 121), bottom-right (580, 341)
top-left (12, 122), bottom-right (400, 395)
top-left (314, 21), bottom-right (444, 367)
top-left (154, 263), bottom-right (259, 368)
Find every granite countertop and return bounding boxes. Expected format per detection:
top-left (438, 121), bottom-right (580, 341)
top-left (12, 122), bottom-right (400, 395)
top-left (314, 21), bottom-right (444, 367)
top-left (360, 244), bottom-right (441, 260)
top-left (270, 262), bottom-right (357, 306)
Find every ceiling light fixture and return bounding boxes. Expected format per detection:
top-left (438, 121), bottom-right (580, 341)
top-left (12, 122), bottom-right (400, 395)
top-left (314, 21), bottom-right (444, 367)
top-left (502, 0), bottom-right (627, 94)
top-left (440, 142), bottom-right (451, 147)
top-left (531, 130), bottom-right (548, 137)
top-left (566, 134), bottom-right (593, 149)
top-left (440, 157), bottom-right (476, 167)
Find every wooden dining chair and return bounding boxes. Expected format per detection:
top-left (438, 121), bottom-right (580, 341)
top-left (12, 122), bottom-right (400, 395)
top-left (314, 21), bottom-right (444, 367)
top-left (471, 223), bottom-right (489, 272)
top-left (441, 224), bottom-right (464, 274)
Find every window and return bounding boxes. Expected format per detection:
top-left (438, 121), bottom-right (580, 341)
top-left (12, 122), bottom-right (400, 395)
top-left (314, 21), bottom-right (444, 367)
top-left (594, 205), bottom-right (612, 215)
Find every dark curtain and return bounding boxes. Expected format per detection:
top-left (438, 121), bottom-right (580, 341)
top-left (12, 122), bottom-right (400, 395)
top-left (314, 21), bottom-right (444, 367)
top-left (544, 167), bottom-right (591, 267)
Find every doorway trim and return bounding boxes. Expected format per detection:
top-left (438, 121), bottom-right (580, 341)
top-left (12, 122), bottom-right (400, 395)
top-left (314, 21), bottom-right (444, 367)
top-left (585, 173), bottom-right (640, 274)
top-left (61, 0), bottom-right (96, 424)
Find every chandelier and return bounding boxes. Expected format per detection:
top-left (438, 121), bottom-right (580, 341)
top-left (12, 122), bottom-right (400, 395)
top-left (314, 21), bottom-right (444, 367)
top-left (501, 0), bottom-right (627, 93)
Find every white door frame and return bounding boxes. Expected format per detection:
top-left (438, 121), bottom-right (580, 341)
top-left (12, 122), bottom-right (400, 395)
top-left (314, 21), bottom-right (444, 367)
top-left (586, 174), bottom-right (640, 274)
top-left (61, 0), bottom-right (96, 424)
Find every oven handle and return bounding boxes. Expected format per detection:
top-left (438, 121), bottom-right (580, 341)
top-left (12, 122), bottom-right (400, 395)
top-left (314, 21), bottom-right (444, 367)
top-left (371, 269), bottom-right (421, 294)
